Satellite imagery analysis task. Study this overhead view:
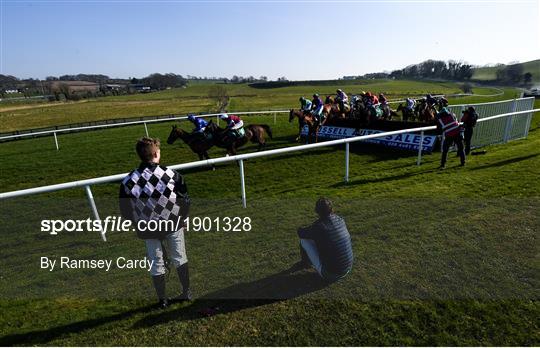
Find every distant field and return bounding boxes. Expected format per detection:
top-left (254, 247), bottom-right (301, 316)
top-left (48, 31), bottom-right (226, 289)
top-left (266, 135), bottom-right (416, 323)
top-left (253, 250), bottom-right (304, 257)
top-left (473, 59), bottom-right (540, 82)
top-left (0, 80), bottom-right (516, 132)
top-left (0, 83), bottom-right (537, 346)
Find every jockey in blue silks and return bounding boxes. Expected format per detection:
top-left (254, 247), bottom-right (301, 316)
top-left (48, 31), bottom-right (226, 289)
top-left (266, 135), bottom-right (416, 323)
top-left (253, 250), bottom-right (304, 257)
top-left (187, 114), bottom-right (208, 134)
top-left (405, 98), bottom-right (415, 111)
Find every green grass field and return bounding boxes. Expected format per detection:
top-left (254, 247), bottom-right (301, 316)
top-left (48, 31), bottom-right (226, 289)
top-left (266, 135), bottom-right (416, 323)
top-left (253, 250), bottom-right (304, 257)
top-left (0, 81), bottom-right (538, 346)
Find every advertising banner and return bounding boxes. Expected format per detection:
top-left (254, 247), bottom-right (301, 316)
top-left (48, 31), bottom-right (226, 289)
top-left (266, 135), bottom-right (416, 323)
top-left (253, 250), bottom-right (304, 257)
top-left (301, 125), bottom-right (437, 152)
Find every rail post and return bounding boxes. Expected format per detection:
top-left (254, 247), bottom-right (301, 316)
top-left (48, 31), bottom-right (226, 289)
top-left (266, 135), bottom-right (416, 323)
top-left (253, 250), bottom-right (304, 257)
top-left (503, 99), bottom-right (517, 142)
top-left (143, 122), bottom-right (149, 137)
top-left (417, 130), bottom-right (424, 165)
top-left (344, 142), bottom-right (350, 183)
top-left (53, 131), bottom-right (59, 150)
top-left (217, 115), bottom-right (220, 126)
top-left (84, 185), bottom-right (107, 241)
top-left (239, 159), bottom-right (247, 208)
top-left (273, 112), bottom-right (277, 125)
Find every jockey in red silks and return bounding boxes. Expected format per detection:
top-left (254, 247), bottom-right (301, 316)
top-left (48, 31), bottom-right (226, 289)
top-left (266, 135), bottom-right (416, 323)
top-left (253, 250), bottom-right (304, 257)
top-left (219, 113), bottom-right (245, 139)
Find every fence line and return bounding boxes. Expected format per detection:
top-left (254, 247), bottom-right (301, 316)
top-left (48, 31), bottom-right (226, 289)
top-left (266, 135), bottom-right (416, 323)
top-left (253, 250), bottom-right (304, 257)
top-left (1, 108), bottom-right (537, 241)
top-left (0, 95), bottom-right (528, 146)
top-left (0, 110), bottom-right (289, 143)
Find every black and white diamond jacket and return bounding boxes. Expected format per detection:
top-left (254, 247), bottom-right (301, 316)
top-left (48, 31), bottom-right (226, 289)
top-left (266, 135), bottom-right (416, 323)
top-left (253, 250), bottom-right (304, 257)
top-left (119, 162), bottom-right (190, 240)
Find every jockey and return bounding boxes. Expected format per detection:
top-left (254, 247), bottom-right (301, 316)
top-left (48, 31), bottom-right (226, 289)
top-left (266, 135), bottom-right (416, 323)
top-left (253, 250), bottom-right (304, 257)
top-left (187, 114), bottom-right (208, 134)
top-left (378, 93), bottom-right (388, 105)
top-left (219, 113), bottom-right (245, 139)
top-left (336, 89), bottom-right (349, 113)
top-left (372, 93), bottom-right (379, 105)
top-left (299, 97), bottom-right (312, 114)
top-left (311, 93), bottom-right (324, 122)
top-left (363, 92), bottom-right (373, 106)
top-left (438, 96), bottom-right (449, 110)
top-left (364, 92), bottom-right (379, 106)
top-left (405, 97), bottom-right (415, 111)
top-left (426, 94), bottom-right (438, 107)
top-left (336, 89), bottom-right (348, 103)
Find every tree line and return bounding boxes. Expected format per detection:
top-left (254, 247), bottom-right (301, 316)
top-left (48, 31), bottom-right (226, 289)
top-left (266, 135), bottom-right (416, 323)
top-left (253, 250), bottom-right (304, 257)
top-left (494, 63), bottom-right (533, 86)
top-left (388, 60), bottom-right (474, 80)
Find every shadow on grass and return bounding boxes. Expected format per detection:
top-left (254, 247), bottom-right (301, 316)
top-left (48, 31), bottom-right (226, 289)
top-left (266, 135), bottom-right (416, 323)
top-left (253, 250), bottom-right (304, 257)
top-left (0, 268), bottom-right (327, 345)
top-left (469, 153), bottom-right (539, 171)
top-left (132, 268), bottom-right (328, 328)
top-left (0, 303), bottom-right (156, 346)
top-left (331, 168), bottom-right (439, 188)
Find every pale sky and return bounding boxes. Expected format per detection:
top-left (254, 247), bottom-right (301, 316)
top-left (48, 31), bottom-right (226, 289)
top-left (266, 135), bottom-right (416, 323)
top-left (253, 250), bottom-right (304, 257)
top-left (2, 0), bottom-right (539, 80)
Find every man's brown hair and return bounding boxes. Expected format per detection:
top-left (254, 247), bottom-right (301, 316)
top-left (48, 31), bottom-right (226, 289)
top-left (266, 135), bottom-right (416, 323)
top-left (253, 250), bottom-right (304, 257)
top-left (136, 137), bottom-right (160, 162)
top-left (315, 197), bottom-right (334, 218)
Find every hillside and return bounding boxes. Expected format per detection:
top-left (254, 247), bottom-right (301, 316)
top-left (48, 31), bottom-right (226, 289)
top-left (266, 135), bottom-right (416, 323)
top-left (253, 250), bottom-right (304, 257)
top-left (473, 59), bottom-right (540, 84)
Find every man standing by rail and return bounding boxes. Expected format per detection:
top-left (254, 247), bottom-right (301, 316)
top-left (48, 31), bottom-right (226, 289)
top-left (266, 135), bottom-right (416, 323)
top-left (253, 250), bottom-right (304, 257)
top-left (437, 107), bottom-right (465, 169)
top-left (119, 137), bottom-right (192, 309)
top-left (461, 106), bottom-right (479, 155)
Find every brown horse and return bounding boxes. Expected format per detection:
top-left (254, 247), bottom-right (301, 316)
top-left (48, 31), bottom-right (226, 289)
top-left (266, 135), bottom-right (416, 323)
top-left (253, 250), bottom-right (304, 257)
top-left (396, 103), bottom-right (415, 122)
top-left (417, 101), bottom-right (436, 123)
top-left (289, 109), bottom-right (320, 143)
top-left (380, 103), bottom-right (398, 121)
top-left (167, 125), bottom-right (214, 162)
top-left (324, 95), bottom-right (349, 122)
top-left (206, 120), bottom-right (272, 156)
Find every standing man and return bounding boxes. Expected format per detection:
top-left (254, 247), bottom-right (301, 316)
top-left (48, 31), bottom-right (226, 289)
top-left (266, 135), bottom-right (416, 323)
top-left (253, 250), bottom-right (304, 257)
top-left (294, 198), bottom-right (353, 282)
top-left (119, 137), bottom-right (192, 309)
top-left (436, 107), bottom-right (465, 169)
top-left (461, 106), bottom-right (479, 155)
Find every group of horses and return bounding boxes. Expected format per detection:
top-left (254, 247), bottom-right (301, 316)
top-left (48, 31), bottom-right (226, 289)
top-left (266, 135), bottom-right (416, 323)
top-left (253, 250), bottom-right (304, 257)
top-left (288, 95), bottom-right (397, 143)
top-left (290, 95), bottom-right (447, 143)
top-left (396, 98), bottom-right (446, 123)
top-left (167, 95), bottom-right (447, 160)
top-left (167, 120), bottom-right (272, 165)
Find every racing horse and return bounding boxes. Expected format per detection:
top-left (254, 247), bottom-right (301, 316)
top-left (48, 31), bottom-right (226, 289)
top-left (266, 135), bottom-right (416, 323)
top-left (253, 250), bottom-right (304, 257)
top-left (396, 103), bottom-right (415, 122)
top-left (206, 120), bottom-right (272, 156)
top-left (324, 96), bottom-right (350, 122)
top-left (167, 125), bottom-right (214, 162)
top-left (289, 109), bottom-right (320, 143)
top-left (416, 101), bottom-right (436, 123)
top-left (379, 103), bottom-right (398, 121)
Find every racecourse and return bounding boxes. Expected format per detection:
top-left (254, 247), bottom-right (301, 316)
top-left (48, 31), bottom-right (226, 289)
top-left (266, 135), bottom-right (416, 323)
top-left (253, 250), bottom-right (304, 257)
top-left (0, 80), bottom-right (538, 345)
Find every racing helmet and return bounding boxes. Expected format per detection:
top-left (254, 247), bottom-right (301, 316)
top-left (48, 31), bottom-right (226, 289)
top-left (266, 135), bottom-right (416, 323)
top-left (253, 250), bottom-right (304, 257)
top-left (219, 113), bottom-right (229, 120)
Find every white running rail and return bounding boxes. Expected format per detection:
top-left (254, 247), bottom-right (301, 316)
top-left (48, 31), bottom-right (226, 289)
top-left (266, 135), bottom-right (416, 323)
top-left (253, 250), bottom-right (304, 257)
top-left (0, 108), bottom-right (537, 241)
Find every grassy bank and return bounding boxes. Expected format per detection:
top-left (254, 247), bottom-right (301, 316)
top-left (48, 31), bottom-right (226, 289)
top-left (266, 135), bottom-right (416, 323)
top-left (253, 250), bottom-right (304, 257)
top-left (0, 86), bottom-right (537, 346)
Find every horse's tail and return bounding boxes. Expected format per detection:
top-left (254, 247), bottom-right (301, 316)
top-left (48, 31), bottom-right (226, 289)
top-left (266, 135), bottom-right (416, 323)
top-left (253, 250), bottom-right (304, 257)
top-left (260, 124), bottom-right (273, 139)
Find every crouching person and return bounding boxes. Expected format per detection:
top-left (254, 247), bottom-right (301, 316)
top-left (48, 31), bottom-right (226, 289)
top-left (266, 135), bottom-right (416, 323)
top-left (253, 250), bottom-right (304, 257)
top-left (296, 198), bottom-right (353, 282)
top-left (119, 137), bottom-right (191, 309)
